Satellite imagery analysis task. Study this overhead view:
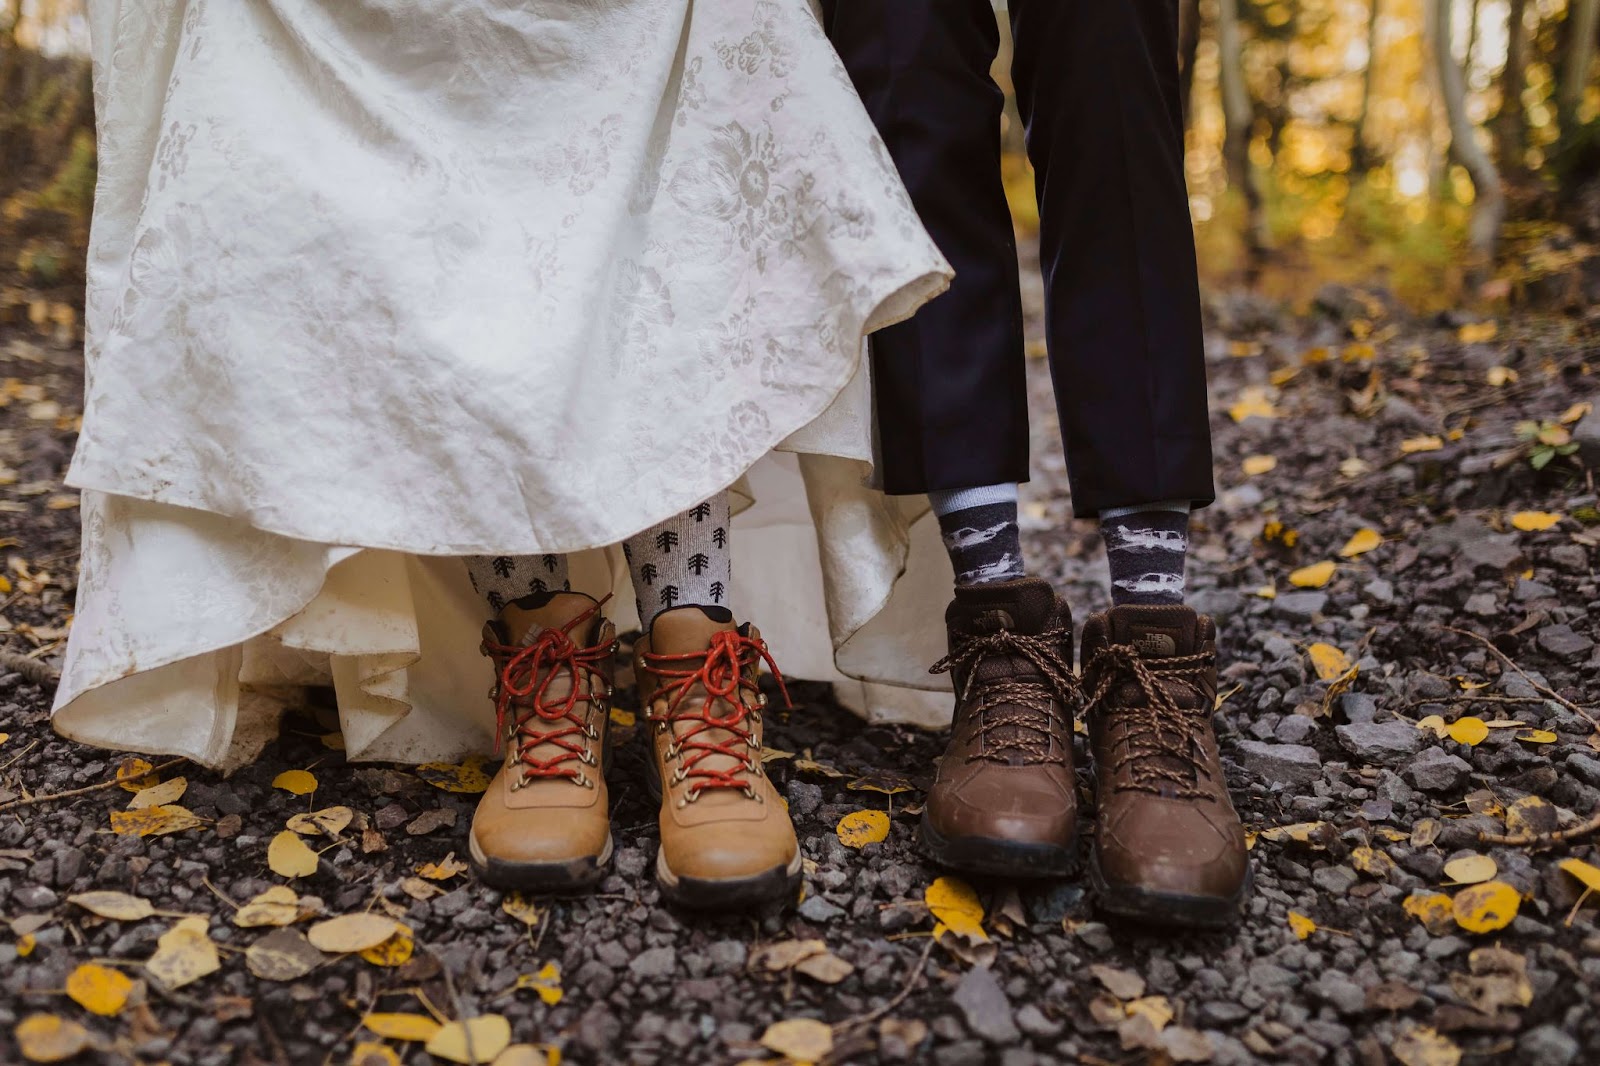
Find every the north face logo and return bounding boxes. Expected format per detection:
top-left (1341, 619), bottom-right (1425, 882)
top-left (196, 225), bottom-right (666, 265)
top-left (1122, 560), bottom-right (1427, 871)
top-left (1134, 632), bottom-right (1177, 657)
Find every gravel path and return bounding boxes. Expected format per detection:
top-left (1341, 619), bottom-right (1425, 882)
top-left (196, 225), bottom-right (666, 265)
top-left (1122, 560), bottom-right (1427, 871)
top-left (1, 247), bottom-right (1598, 1065)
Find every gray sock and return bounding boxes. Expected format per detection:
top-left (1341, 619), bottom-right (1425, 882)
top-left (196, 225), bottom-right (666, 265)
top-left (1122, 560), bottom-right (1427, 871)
top-left (624, 493), bottom-right (732, 630)
top-left (929, 483), bottom-right (1026, 586)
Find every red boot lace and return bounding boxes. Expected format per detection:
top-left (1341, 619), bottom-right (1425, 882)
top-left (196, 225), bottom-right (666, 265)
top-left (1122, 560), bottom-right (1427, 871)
top-left (482, 598), bottom-right (613, 783)
top-left (641, 630), bottom-right (793, 800)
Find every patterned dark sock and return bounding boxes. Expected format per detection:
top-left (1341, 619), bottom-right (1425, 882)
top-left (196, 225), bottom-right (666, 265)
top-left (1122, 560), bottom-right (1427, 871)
top-left (464, 553), bottom-right (571, 614)
top-left (1100, 503), bottom-right (1191, 605)
top-left (623, 493), bottom-right (732, 630)
top-left (929, 484), bottom-right (1026, 586)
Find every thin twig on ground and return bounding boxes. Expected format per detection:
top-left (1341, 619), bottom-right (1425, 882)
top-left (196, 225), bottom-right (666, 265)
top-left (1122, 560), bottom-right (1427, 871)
top-left (0, 757), bottom-right (188, 814)
top-left (836, 935), bottom-right (938, 1033)
top-left (1436, 624), bottom-right (1599, 727)
top-left (1480, 807), bottom-right (1600, 847)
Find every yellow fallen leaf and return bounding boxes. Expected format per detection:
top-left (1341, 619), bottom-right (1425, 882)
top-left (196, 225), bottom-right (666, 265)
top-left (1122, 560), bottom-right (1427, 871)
top-left (502, 893), bottom-right (540, 928)
top-left (17, 933), bottom-right (36, 957)
top-left (109, 805), bottom-right (203, 838)
top-left (1241, 455), bottom-right (1277, 476)
top-left (420, 853), bottom-right (470, 881)
top-left (1301, 346), bottom-right (1331, 364)
top-left (1342, 342), bottom-right (1376, 362)
top-left (1124, 996), bottom-right (1173, 1031)
top-left (1486, 365), bottom-right (1517, 387)
top-left (268, 830), bottom-right (320, 879)
top-left (235, 886), bottom-right (303, 928)
top-left (1559, 401), bottom-right (1592, 425)
top-left (1227, 386), bottom-right (1278, 422)
top-left (1339, 528), bottom-right (1383, 557)
top-left (1452, 881), bottom-right (1520, 934)
top-left (836, 810), bottom-right (891, 849)
top-left (1446, 717), bottom-right (1489, 746)
top-left (1227, 340), bottom-right (1262, 358)
top-left (760, 1018), bottom-right (833, 1063)
top-left (272, 770), bottom-right (318, 796)
top-left (128, 776), bottom-right (187, 810)
top-left (1457, 321), bottom-right (1498, 343)
top-left (1442, 855), bottom-right (1497, 885)
top-left (1254, 583), bottom-right (1276, 599)
top-left (115, 758), bottom-right (158, 792)
top-left (68, 891), bottom-right (155, 921)
top-left (426, 1015), bottom-right (513, 1065)
top-left (1558, 858), bottom-right (1600, 894)
top-left (1400, 435), bottom-right (1443, 454)
top-left (514, 962), bottom-right (563, 1006)
top-left (64, 963), bottom-right (134, 1017)
top-left (1393, 1025), bottom-right (1462, 1066)
top-left (417, 756), bottom-right (493, 794)
top-left (363, 1013), bottom-right (444, 1042)
top-left (307, 914), bottom-right (402, 954)
top-left (490, 1046), bottom-right (560, 1066)
top-left (609, 708), bottom-right (637, 728)
top-left (1351, 846), bottom-right (1394, 878)
top-left (1403, 892), bottom-right (1455, 932)
top-left (1257, 821), bottom-right (1330, 846)
top-left (1288, 561), bottom-right (1336, 589)
top-left (1287, 912), bottom-right (1317, 940)
top-left (925, 876), bottom-right (987, 942)
top-left (1415, 715), bottom-right (1449, 738)
top-left (359, 923), bottom-right (415, 967)
top-left (351, 1042), bottom-right (401, 1066)
top-left (1509, 511), bottom-right (1561, 532)
top-left (320, 732), bottom-right (346, 751)
top-left (14, 1014), bottom-right (92, 1063)
top-left (1505, 796), bottom-right (1555, 836)
top-left (1306, 643), bottom-right (1351, 681)
top-left (287, 806), bottom-right (353, 837)
top-left (146, 916), bottom-right (220, 990)
top-left (1515, 729), bottom-right (1558, 744)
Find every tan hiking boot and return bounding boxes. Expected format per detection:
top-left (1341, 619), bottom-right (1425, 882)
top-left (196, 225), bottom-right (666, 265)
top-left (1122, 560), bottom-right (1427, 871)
top-left (635, 605), bottom-right (801, 909)
top-left (920, 577), bottom-right (1080, 877)
top-left (468, 591), bottom-right (616, 892)
top-left (1080, 604), bottom-right (1250, 927)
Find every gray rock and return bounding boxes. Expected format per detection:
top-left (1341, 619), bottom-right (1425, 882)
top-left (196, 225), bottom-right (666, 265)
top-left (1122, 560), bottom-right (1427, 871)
top-left (1233, 741), bottom-right (1323, 785)
top-left (1572, 399), bottom-right (1600, 464)
top-left (1518, 1024), bottom-right (1580, 1066)
top-left (1275, 716), bottom-right (1318, 745)
top-left (1273, 592), bottom-right (1328, 622)
top-left (1309, 971), bottom-right (1367, 1015)
top-left (629, 947), bottom-right (677, 980)
top-left (10, 885), bottom-right (57, 910)
top-left (1339, 692), bottom-right (1379, 724)
top-left (52, 847), bottom-right (86, 887)
top-left (1537, 624), bottom-right (1593, 661)
top-left (797, 895), bottom-right (845, 923)
top-left (705, 940), bottom-right (747, 975)
top-left (952, 965), bottom-right (1020, 1044)
top-left (1014, 1004), bottom-right (1063, 1039)
top-left (1190, 588), bottom-right (1245, 624)
top-left (1463, 592), bottom-right (1498, 616)
top-left (1515, 577), bottom-right (1559, 601)
top-left (1335, 721), bottom-right (1423, 762)
top-left (1364, 578), bottom-right (1396, 605)
top-left (1549, 544), bottom-right (1589, 573)
top-left (1405, 747), bottom-right (1472, 792)
top-left (1565, 753), bottom-right (1600, 789)
top-left (1312, 865), bottom-right (1359, 894)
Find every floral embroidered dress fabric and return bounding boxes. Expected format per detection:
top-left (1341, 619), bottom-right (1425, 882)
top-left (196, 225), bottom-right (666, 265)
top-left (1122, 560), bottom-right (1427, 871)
top-left (54, 0), bottom-right (957, 769)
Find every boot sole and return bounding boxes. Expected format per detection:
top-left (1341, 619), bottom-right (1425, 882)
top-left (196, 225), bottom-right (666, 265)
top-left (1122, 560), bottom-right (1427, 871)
top-left (469, 831), bottom-right (614, 893)
top-left (919, 814), bottom-right (1079, 878)
top-left (1086, 847), bottom-right (1251, 930)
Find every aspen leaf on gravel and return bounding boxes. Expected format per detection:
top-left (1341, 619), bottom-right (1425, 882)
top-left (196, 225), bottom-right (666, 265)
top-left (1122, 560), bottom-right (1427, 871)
top-left (271, 769), bottom-right (318, 796)
top-left (760, 1018), bottom-right (833, 1062)
top-left (1415, 715), bottom-right (1449, 739)
top-left (235, 886), bottom-right (304, 928)
top-left (1287, 912), bottom-right (1317, 939)
top-left (1399, 435), bottom-right (1443, 454)
top-left (68, 891), bottom-right (155, 921)
top-left (307, 914), bottom-right (401, 953)
top-left (16, 933), bottom-right (36, 956)
top-left (1351, 846), bottom-right (1395, 878)
top-left (1241, 455), bottom-right (1277, 476)
top-left (426, 1015), bottom-right (513, 1064)
top-left (1442, 855), bottom-right (1497, 885)
top-left (1403, 892), bottom-right (1456, 934)
top-left (836, 809), bottom-right (890, 848)
top-left (1505, 796), bottom-right (1556, 836)
top-left (1288, 561), bottom-right (1336, 588)
top-left (127, 776), bottom-right (187, 809)
top-left (751, 939), bottom-right (828, 972)
top-left (14, 1014), bottom-right (92, 1063)
top-left (1446, 717), bottom-right (1488, 746)
top-left (1515, 728), bottom-right (1557, 744)
top-left (925, 876), bottom-right (987, 941)
top-left (1558, 858), bottom-right (1600, 894)
top-left (416, 756), bottom-right (493, 794)
top-left (1124, 996), bottom-right (1173, 1032)
top-left (513, 962), bottom-right (563, 1004)
top-left (501, 893), bottom-right (540, 928)
top-left (1306, 643), bottom-right (1351, 680)
top-left (362, 1013), bottom-right (443, 1042)
top-left (1392, 1025), bottom-right (1461, 1066)
top-left (287, 806), bottom-right (353, 837)
top-left (1339, 528), bottom-right (1383, 557)
top-left (110, 805), bottom-right (203, 837)
top-left (115, 757), bottom-right (158, 791)
top-left (245, 928), bottom-right (324, 981)
top-left (794, 951), bottom-right (854, 985)
top-left (65, 963), bottom-right (134, 1016)
top-left (419, 853), bottom-right (469, 880)
top-left (351, 1043), bottom-right (401, 1066)
top-left (268, 829), bottom-right (320, 878)
top-left (1452, 881), bottom-right (1520, 933)
top-left (358, 922), bottom-right (414, 967)
top-left (490, 1047), bottom-right (560, 1066)
top-left (146, 917), bottom-right (220, 990)
top-left (1090, 964), bottom-right (1145, 1000)
top-left (1509, 511), bottom-right (1561, 532)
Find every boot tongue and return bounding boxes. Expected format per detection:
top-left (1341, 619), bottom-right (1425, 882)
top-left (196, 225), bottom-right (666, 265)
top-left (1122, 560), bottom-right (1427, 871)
top-left (947, 576), bottom-right (1059, 636)
top-left (1105, 604), bottom-right (1200, 660)
top-left (500, 591), bottom-right (603, 646)
top-left (648, 605), bottom-right (752, 793)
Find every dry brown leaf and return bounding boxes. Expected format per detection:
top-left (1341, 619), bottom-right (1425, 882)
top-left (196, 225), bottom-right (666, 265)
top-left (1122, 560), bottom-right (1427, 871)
top-left (307, 914), bottom-right (402, 954)
top-left (246, 928), bottom-right (325, 981)
top-left (234, 886), bottom-right (304, 928)
top-left (286, 806), bottom-right (353, 837)
top-left (1090, 963), bottom-right (1146, 1000)
top-left (759, 1018), bottom-right (833, 1062)
top-left (416, 756), bottom-right (493, 794)
top-left (127, 776), bottom-right (187, 810)
top-left (794, 952), bottom-right (854, 985)
top-left (68, 891), bottom-right (156, 922)
top-left (146, 916), bottom-right (220, 990)
top-left (1442, 854), bottom-right (1497, 885)
top-left (1393, 1025), bottom-right (1461, 1066)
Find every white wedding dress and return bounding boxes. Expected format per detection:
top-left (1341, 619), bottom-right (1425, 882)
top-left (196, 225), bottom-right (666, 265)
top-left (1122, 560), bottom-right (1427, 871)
top-left (55, 0), bottom-right (960, 771)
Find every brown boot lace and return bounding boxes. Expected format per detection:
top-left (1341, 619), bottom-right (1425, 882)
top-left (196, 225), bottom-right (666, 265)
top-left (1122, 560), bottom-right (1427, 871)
top-left (1082, 644), bottom-right (1215, 798)
top-left (481, 598), bottom-right (614, 789)
top-left (930, 627), bottom-right (1078, 764)
top-left (641, 630), bottom-right (794, 802)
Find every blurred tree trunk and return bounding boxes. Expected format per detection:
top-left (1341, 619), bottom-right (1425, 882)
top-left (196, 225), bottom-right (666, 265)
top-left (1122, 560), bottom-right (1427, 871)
top-left (1431, 0), bottom-right (1505, 264)
top-left (1557, 0), bottom-right (1598, 144)
top-left (1178, 0), bottom-right (1202, 126)
top-left (1495, 0), bottom-right (1529, 177)
top-left (1218, 0), bottom-right (1269, 267)
top-left (1351, 0), bottom-right (1382, 175)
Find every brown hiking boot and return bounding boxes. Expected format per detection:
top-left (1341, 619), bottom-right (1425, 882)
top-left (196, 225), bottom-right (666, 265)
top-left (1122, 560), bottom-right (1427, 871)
top-left (468, 592), bottom-right (616, 892)
top-left (920, 577), bottom-right (1080, 877)
top-left (635, 605), bottom-right (801, 909)
top-left (1080, 604), bottom-right (1250, 927)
